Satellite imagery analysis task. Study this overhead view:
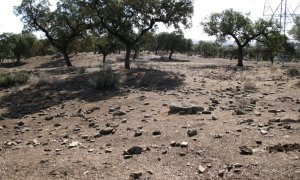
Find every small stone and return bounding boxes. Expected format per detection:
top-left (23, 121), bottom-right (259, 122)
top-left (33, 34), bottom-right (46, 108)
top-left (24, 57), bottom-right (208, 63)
top-left (45, 116), bottom-right (54, 121)
top-left (240, 146), bottom-right (253, 155)
top-left (256, 140), bottom-right (262, 145)
top-left (179, 152), bottom-right (186, 156)
top-left (235, 109), bottom-right (246, 115)
top-left (212, 116), bottom-right (218, 120)
top-left (68, 141), bottom-right (79, 148)
top-left (218, 170), bottom-right (225, 177)
top-left (124, 155), bottom-right (133, 159)
top-left (17, 121), bottom-right (25, 126)
top-left (180, 141), bottom-right (188, 148)
top-left (113, 110), bottom-right (126, 116)
top-left (198, 165), bottom-right (206, 174)
top-left (32, 139), bottom-right (40, 146)
top-left (121, 119), bottom-right (127, 123)
top-left (124, 146), bottom-right (143, 155)
top-left (134, 130), bottom-right (143, 137)
top-left (105, 148), bottom-right (113, 153)
top-left (187, 129), bottom-right (198, 137)
top-left (170, 140), bottom-right (176, 147)
top-left (260, 129), bottom-right (268, 135)
top-left (202, 111), bottom-right (212, 114)
top-left (100, 127), bottom-right (115, 135)
top-left (152, 131), bottom-right (161, 136)
top-left (54, 123), bottom-right (61, 127)
top-left (130, 171), bottom-right (143, 179)
top-left (88, 149), bottom-right (94, 152)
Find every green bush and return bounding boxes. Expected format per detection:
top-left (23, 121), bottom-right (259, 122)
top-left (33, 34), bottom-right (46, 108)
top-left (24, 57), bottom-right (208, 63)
top-left (0, 71), bottom-right (31, 87)
top-left (287, 67), bottom-right (299, 77)
top-left (89, 64), bottom-right (120, 89)
top-left (77, 67), bottom-right (86, 74)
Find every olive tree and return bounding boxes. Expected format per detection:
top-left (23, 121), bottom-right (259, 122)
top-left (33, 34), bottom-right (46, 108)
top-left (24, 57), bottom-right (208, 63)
top-left (0, 32), bottom-right (37, 64)
top-left (202, 9), bottom-right (271, 66)
top-left (84, 0), bottom-right (194, 69)
top-left (15, 0), bottom-right (87, 66)
top-left (289, 17), bottom-right (300, 42)
top-left (157, 30), bottom-right (192, 60)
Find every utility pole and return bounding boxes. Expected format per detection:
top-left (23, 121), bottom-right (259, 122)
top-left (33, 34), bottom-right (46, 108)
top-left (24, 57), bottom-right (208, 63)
top-left (263, 0), bottom-right (300, 64)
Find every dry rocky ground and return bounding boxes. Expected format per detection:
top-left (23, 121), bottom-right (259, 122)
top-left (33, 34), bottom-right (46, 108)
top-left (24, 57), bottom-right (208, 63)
top-left (0, 52), bottom-right (299, 180)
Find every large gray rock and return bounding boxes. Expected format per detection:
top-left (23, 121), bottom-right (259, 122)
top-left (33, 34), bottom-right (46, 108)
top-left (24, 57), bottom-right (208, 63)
top-left (169, 102), bottom-right (204, 114)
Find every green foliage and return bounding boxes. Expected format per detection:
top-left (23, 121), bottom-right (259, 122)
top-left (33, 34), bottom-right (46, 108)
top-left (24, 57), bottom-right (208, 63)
top-left (95, 35), bottom-right (121, 62)
top-left (0, 32), bottom-right (37, 62)
top-left (0, 71), bottom-right (31, 87)
top-left (287, 67), bottom-right (300, 77)
top-left (289, 17), bottom-right (300, 42)
top-left (15, 0), bottom-right (88, 66)
top-left (157, 30), bottom-right (192, 59)
top-left (89, 64), bottom-right (120, 90)
top-left (84, 0), bottom-right (194, 69)
top-left (76, 67), bottom-right (86, 74)
top-left (195, 41), bottom-right (219, 58)
top-left (202, 9), bottom-right (271, 66)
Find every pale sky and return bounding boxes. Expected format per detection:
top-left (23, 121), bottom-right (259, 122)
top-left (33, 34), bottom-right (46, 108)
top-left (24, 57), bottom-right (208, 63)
top-left (0, 0), bottom-right (298, 42)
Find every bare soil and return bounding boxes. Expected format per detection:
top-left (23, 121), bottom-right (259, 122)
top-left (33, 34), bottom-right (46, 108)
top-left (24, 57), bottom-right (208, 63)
top-left (0, 53), bottom-right (299, 180)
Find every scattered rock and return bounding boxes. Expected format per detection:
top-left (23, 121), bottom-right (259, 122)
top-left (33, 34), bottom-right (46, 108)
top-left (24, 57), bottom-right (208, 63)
top-left (267, 143), bottom-right (300, 153)
top-left (198, 165), bottom-right (206, 174)
top-left (170, 140), bottom-right (177, 147)
top-left (187, 129), bottom-right (198, 137)
top-left (68, 141), bottom-right (79, 148)
top-left (240, 146), bottom-right (253, 155)
top-left (113, 110), bottom-right (126, 116)
top-left (180, 141), bottom-right (188, 148)
top-left (17, 121), bottom-right (25, 126)
top-left (202, 111), bottom-right (212, 114)
top-left (45, 116), bottom-right (54, 121)
top-left (134, 130), bottom-right (143, 137)
top-left (100, 127), bottom-right (115, 135)
top-left (235, 109), bottom-right (246, 115)
top-left (218, 170), bottom-right (225, 177)
top-left (124, 146), bottom-right (143, 155)
top-left (260, 129), bottom-right (268, 135)
top-left (169, 102), bottom-right (204, 114)
top-left (152, 131), bottom-right (161, 136)
top-left (130, 171), bottom-right (143, 179)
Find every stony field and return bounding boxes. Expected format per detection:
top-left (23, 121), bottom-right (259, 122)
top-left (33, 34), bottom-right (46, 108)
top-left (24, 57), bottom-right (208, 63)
top-left (0, 53), bottom-right (299, 179)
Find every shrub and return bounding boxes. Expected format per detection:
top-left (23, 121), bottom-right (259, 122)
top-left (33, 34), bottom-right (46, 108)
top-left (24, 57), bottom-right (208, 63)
top-left (77, 67), bottom-right (86, 74)
top-left (243, 81), bottom-right (256, 92)
top-left (89, 64), bottom-right (120, 89)
top-left (0, 71), bottom-right (31, 87)
top-left (287, 67), bottom-right (299, 77)
top-left (28, 72), bottom-right (53, 86)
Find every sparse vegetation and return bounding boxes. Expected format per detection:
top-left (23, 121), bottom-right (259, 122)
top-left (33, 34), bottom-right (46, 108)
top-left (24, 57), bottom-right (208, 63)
top-left (0, 71), bottom-right (31, 87)
top-left (88, 64), bottom-right (120, 90)
top-left (28, 72), bottom-right (53, 86)
top-left (243, 81), bottom-right (257, 92)
top-left (287, 67), bottom-right (300, 77)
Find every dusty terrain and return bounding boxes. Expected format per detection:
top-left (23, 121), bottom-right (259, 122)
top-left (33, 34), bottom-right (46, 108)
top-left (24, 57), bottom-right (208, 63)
top-left (0, 52), bottom-right (299, 180)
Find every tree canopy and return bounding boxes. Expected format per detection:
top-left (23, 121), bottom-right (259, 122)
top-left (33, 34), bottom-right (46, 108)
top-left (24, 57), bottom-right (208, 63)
top-left (202, 9), bottom-right (271, 66)
top-left (84, 0), bottom-right (194, 69)
top-left (15, 0), bottom-right (87, 66)
top-left (289, 17), bottom-right (300, 42)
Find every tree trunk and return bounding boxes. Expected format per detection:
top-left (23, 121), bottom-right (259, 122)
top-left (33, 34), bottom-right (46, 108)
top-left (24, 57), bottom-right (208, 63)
top-left (103, 53), bottom-right (107, 63)
top-left (237, 47), bottom-right (244, 67)
top-left (169, 49), bottom-right (174, 60)
top-left (125, 45), bottom-right (131, 69)
top-left (16, 55), bottom-right (21, 64)
top-left (270, 56), bottom-right (274, 64)
top-left (62, 50), bottom-right (72, 67)
top-left (133, 50), bottom-right (138, 60)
